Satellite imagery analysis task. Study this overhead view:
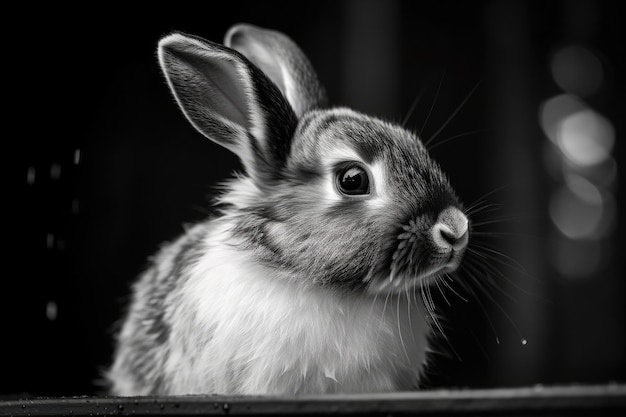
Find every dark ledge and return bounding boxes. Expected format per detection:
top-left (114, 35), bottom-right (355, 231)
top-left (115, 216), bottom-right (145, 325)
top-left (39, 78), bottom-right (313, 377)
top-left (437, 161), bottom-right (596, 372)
top-left (1, 384), bottom-right (625, 416)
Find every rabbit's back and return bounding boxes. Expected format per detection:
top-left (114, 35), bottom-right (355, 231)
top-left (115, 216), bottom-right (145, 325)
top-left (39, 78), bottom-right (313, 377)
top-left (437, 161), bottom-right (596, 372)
top-left (107, 222), bottom-right (211, 395)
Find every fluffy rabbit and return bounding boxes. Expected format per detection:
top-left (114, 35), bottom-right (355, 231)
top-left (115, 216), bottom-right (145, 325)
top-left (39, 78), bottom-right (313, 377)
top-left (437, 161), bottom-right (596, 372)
top-left (107, 23), bottom-right (469, 396)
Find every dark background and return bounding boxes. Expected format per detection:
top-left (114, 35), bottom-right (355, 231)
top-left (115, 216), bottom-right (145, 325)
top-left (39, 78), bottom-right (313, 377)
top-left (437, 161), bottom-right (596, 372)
top-left (7, 0), bottom-right (624, 397)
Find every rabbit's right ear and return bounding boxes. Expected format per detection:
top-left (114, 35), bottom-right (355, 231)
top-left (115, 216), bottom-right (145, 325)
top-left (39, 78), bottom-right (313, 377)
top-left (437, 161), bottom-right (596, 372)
top-left (158, 33), bottom-right (298, 181)
top-left (224, 24), bottom-right (327, 118)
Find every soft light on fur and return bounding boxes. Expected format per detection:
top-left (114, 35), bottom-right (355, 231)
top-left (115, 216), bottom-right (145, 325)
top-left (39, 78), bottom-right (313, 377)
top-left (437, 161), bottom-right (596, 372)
top-left (107, 23), bottom-right (469, 396)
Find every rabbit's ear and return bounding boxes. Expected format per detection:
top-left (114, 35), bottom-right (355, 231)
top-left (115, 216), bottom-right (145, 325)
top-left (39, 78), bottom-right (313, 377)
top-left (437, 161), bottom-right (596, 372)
top-left (158, 32), bottom-right (297, 180)
top-left (225, 24), bottom-right (327, 118)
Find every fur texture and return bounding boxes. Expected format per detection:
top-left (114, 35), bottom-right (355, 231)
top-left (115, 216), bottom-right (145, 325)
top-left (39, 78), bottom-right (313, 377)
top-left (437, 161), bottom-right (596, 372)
top-left (107, 24), bottom-right (469, 395)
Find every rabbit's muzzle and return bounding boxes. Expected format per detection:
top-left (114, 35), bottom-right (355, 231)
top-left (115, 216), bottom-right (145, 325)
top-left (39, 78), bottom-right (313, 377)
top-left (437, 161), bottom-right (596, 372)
top-left (368, 206), bottom-right (468, 294)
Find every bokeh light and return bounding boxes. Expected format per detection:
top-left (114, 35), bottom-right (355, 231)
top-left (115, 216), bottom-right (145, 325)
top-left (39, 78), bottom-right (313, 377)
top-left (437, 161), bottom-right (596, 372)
top-left (549, 174), bottom-right (616, 240)
top-left (540, 44), bottom-right (616, 281)
top-left (550, 45), bottom-right (604, 97)
top-left (549, 181), bottom-right (603, 240)
top-left (557, 109), bottom-right (615, 167)
top-left (539, 94), bottom-right (585, 145)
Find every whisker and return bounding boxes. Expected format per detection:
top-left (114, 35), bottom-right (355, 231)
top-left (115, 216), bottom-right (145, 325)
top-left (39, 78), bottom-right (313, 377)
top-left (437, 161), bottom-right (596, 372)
top-left (469, 216), bottom-right (526, 228)
top-left (463, 183), bottom-right (516, 215)
top-left (405, 280), bottom-right (417, 344)
top-left (463, 258), bottom-right (523, 304)
top-left (466, 247), bottom-right (532, 287)
top-left (426, 279), bottom-right (435, 313)
top-left (434, 274), bottom-right (451, 307)
top-left (422, 280), bottom-right (463, 362)
top-left (424, 79), bottom-right (483, 148)
top-left (402, 84), bottom-right (428, 127)
top-left (441, 274), bottom-right (469, 302)
top-left (471, 231), bottom-right (535, 239)
top-left (368, 289), bottom-right (381, 322)
top-left (462, 265), bottom-right (524, 342)
top-left (467, 243), bottom-right (532, 278)
top-left (377, 290), bottom-right (393, 344)
top-left (464, 254), bottom-right (549, 303)
top-left (419, 69), bottom-right (447, 139)
top-left (466, 324), bottom-right (492, 362)
top-left (397, 293), bottom-right (410, 361)
top-left (455, 271), bottom-right (502, 345)
top-left (465, 203), bottom-right (505, 218)
top-left (427, 128), bottom-right (490, 152)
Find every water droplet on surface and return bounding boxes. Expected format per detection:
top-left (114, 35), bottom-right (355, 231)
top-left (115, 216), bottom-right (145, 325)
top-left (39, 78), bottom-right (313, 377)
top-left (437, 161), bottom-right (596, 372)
top-left (521, 338), bottom-right (528, 345)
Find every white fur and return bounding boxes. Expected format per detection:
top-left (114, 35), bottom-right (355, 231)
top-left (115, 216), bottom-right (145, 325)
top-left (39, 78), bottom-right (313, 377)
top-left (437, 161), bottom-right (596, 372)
top-left (161, 221), bottom-right (430, 395)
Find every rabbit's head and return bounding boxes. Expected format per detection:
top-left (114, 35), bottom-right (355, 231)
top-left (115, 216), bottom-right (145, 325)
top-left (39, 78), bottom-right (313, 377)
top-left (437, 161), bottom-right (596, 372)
top-left (158, 24), bottom-right (468, 295)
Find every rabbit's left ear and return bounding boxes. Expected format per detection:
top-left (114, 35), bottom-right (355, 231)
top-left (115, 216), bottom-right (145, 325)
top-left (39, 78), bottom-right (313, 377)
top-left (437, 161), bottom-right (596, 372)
top-left (158, 32), bottom-right (299, 181)
top-left (225, 24), bottom-right (328, 117)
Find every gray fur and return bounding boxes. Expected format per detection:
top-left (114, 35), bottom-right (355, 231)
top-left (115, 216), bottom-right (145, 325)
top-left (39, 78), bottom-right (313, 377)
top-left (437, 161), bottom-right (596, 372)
top-left (108, 24), bottom-right (469, 395)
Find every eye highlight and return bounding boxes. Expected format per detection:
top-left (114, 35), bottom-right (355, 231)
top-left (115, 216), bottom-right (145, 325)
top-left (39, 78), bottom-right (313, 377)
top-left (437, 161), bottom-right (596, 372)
top-left (335, 164), bottom-right (370, 196)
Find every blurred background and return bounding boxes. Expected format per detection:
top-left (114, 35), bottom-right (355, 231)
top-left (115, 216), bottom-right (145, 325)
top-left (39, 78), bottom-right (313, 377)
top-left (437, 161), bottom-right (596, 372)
top-left (7, 0), bottom-right (623, 397)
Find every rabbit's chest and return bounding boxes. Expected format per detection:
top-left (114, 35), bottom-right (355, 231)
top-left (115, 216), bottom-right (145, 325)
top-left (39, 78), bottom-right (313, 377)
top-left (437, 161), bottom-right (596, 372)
top-left (168, 232), bottom-right (430, 394)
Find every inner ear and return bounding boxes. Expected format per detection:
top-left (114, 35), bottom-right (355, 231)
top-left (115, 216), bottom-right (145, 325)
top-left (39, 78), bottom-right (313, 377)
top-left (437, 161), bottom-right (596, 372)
top-left (177, 51), bottom-right (250, 131)
top-left (198, 58), bottom-right (250, 129)
top-left (228, 31), bottom-right (287, 96)
top-left (225, 24), bottom-right (328, 118)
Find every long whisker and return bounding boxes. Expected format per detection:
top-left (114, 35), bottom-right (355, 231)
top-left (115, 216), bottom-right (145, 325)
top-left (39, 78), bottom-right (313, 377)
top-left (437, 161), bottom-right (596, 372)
top-left (434, 274), bottom-right (451, 307)
top-left (455, 270), bottom-right (501, 345)
top-left (377, 290), bottom-right (393, 344)
top-left (422, 279), bottom-right (462, 362)
top-left (463, 257), bottom-right (523, 304)
top-left (419, 69), bottom-right (447, 138)
top-left (368, 290), bottom-right (381, 323)
top-left (469, 216), bottom-right (526, 228)
top-left (441, 274), bottom-right (469, 302)
top-left (463, 183), bottom-right (516, 215)
top-left (402, 84), bottom-right (429, 127)
top-left (471, 231), bottom-right (537, 239)
top-left (465, 203), bottom-right (505, 218)
top-left (467, 243), bottom-right (532, 278)
top-left (397, 292), bottom-right (410, 361)
top-left (405, 280), bottom-right (417, 344)
top-left (462, 263), bottom-right (524, 341)
top-left (427, 128), bottom-right (490, 152)
top-left (424, 79), bottom-right (483, 148)
top-left (464, 253), bottom-right (548, 303)
top-left (466, 324), bottom-right (492, 362)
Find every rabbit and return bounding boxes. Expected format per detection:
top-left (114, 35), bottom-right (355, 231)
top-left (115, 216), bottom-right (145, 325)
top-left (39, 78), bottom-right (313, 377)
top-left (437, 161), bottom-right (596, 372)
top-left (106, 23), bottom-right (469, 396)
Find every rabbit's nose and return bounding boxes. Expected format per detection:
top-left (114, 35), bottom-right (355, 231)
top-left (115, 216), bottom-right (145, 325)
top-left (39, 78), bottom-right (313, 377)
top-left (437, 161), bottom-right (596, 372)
top-left (432, 207), bottom-right (469, 251)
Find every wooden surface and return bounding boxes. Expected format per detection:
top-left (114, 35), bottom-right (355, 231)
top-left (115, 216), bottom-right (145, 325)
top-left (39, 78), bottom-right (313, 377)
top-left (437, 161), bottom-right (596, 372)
top-left (2, 384), bottom-right (625, 416)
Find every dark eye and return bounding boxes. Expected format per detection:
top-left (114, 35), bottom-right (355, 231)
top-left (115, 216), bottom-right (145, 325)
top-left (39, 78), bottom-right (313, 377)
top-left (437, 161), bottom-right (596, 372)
top-left (336, 165), bottom-right (370, 196)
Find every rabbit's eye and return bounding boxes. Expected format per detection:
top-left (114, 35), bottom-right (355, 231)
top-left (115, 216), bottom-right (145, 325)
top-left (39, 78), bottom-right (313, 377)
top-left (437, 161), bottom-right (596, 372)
top-left (336, 165), bottom-right (370, 196)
